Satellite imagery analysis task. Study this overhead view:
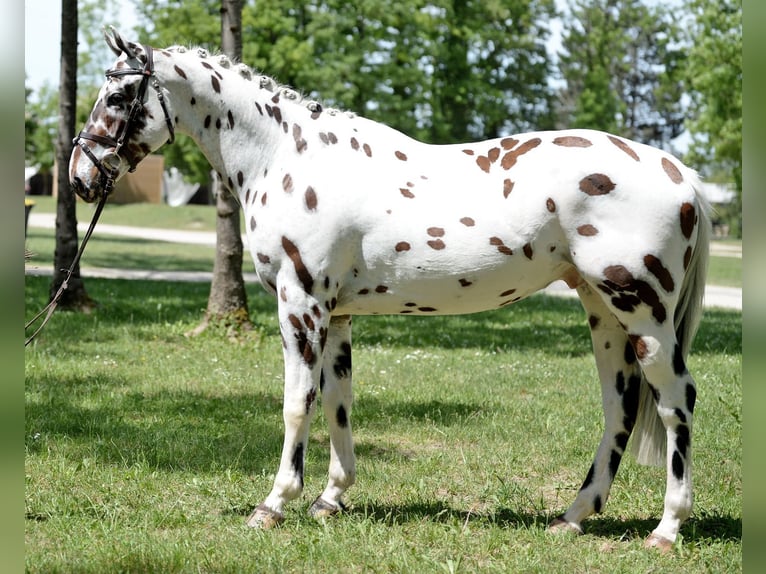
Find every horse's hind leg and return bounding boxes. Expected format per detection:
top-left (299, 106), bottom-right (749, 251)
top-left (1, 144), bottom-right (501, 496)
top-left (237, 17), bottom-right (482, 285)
top-left (309, 315), bottom-right (356, 518)
top-left (551, 282), bottom-right (697, 551)
top-left (627, 326), bottom-right (697, 551)
top-left (549, 283), bottom-right (642, 535)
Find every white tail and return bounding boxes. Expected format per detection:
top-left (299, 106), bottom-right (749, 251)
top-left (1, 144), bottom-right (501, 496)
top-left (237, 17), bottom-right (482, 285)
top-left (631, 171), bottom-right (711, 466)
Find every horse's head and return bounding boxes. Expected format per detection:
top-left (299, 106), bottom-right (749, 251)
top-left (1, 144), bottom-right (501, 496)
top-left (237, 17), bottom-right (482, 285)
top-left (69, 27), bottom-right (175, 202)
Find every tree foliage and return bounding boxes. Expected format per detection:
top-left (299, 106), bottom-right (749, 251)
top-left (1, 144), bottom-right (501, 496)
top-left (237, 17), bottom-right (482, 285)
top-left (557, 0), bottom-right (686, 150)
top-left (129, 0), bottom-right (556, 183)
top-left (683, 0), bottom-right (741, 192)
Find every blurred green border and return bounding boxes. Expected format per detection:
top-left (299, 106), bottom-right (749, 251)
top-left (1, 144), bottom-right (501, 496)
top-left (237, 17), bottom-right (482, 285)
top-left (742, 1), bottom-right (761, 572)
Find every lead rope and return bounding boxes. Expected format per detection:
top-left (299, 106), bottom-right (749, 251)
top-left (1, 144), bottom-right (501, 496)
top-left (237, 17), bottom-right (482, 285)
top-left (25, 192), bottom-right (109, 347)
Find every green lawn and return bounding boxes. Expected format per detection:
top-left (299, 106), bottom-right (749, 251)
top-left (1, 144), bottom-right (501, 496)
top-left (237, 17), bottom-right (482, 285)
top-left (24, 275), bottom-right (741, 572)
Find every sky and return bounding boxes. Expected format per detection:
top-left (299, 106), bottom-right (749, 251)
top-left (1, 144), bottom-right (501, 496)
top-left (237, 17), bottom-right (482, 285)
top-left (24, 0), bottom-right (137, 93)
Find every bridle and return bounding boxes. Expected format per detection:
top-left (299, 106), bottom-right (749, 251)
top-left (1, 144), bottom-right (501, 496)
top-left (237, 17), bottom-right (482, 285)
top-left (73, 43), bottom-right (175, 196)
top-left (26, 44), bottom-right (175, 347)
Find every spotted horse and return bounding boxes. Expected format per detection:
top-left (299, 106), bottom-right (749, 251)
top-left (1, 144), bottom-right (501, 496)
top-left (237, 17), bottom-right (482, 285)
top-left (70, 29), bottom-right (711, 552)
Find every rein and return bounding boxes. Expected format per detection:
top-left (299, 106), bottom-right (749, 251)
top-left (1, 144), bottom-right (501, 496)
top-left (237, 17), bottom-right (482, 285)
top-left (25, 194), bottom-right (108, 347)
top-left (26, 43), bottom-right (174, 347)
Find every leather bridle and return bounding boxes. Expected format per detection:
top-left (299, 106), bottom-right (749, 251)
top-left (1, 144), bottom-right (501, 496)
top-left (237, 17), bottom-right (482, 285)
top-left (73, 43), bottom-right (175, 196)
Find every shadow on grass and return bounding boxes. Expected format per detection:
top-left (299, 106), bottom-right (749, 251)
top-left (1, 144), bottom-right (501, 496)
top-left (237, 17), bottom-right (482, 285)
top-left (25, 372), bottom-right (286, 474)
top-left (349, 499), bottom-right (741, 544)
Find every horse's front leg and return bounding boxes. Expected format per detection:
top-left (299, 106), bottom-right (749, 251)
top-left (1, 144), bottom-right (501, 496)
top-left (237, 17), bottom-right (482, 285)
top-left (246, 285), bottom-right (327, 528)
top-left (309, 315), bottom-right (355, 518)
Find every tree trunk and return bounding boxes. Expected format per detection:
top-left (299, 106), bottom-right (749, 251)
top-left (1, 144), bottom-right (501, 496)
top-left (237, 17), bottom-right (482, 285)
top-left (192, 0), bottom-right (250, 335)
top-left (51, 0), bottom-right (95, 311)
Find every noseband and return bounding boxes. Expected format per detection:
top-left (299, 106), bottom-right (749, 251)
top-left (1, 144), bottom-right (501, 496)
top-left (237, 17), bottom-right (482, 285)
top-left (73, 43), bottom-right (175, 195)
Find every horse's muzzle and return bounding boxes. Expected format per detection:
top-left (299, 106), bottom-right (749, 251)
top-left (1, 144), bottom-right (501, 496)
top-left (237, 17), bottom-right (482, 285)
top-left (70, 176), bottom-right (100, 203)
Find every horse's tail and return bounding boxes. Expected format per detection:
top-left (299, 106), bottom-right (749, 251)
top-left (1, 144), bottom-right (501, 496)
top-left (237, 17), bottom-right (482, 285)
top-left (631, 169), bottom-right (712, 466)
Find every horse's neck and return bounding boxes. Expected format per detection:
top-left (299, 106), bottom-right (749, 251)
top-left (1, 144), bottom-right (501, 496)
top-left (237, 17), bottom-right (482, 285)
top-left (155, 49), bottom-right (304, 191)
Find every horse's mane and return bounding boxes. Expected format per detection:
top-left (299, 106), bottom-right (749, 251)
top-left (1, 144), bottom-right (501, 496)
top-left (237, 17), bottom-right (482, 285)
top-left (164, 44), bottom-right (356, 119)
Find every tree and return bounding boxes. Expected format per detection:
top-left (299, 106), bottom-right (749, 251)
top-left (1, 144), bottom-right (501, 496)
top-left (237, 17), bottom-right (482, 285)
top-left (51, 0), bottom-right (96, 311)
top-left (683, 0), bottom-right (741, 201)
top-left (192, 0), bottom-right (253, 335)
top-left (133, 0), bottom-right (557, 149)
top-left (557, 0), bottom-right (686, 150)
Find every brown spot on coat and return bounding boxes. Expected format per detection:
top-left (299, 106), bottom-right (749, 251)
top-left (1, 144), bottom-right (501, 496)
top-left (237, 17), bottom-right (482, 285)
top-left (283, 174), bottom-right (293, 193)
top-left (350, 137), bottom-right (360, 151)
top-left (683, 246), bottom-right (692, 270)
top-left (375, 285), bottom-right (389, 293)
top-left (546, 198), bottom-right (556, 212)
top-left (579, 173), bottom-right (616, 196)
top-left (174, 65), bottom-right (187, 79)
top-left (662, 157), bottom-right (684, 184)
top-left (490, 237), bottom-right (513, 256)
top-left (459, 278), bottom-right (473, 287)
top-left (476, 155), bottom-right (491, 173)
top-left (282, 236), bottom-right (314, 294)
top-left (501, 137), bottom-right (541, 170)
top-left (608, 135), bottom-right (640, 161)
top-left (523, 243), bottom-right (534, 259)
top-left (293, 124), bottom-right (308, 153)
top-left (257, 252), bottom-right (271, 264)
top-left (363, 143), bottom-right (372, 157)
top-left (428, 239), bottom-right (446, 250)
top-left (500, 288), bottom-right (517, 297)
top-left (462, 149), bottom-right (475, 155)
top-left (628, 334), bottom-right (649, 360)
top-left (237, 171), bottom-right (244, 187)
top-left (395, 241), bottom-right (411, 252)
top-left (228, 110), bottom-right (235, 129)
top-left (577, 224), bottom-right (599, 236)
top-left (427, 227), bottom-right (445, 237)
top-left (680, 202), bottom-right (696, 239)
top-left (553, 135), bottom-right (592, 147)
top-left (503, 178), bottom-right (514, 198)
top-left (501, 137), bottom-right (519, 150)
top-left (400, 188), bottom-right (415, 199)
top-left (488, 147), bottom-right (500, 163)
top-left (644, 254), bottom-right (675, 292)
top-left (211, 75), bottom-right (221, 93)
top-left (395, 150), bottom-right (408, 161)
top-left (305, 186), bottom-right (318, 211)
top-left (460, 217), bottom-right (475, 226)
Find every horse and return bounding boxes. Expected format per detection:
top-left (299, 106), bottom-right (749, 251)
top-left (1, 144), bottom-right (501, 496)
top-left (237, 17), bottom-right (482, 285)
top-left (70, 28), bottom-right (710, 551)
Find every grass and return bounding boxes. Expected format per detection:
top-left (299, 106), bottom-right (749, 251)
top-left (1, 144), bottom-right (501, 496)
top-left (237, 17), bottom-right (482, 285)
top-left (25, 196), bottom-right (742, 288)
top-left (24, 273), bottom-right (741, 573)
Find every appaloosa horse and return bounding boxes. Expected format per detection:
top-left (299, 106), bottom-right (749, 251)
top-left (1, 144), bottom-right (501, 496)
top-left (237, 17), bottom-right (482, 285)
top-left (70, 29), bottom-right (710, 551)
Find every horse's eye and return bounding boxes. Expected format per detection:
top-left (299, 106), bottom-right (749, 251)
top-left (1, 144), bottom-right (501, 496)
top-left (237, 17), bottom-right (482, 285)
top-left (106, 93), bottom-right (126, 107)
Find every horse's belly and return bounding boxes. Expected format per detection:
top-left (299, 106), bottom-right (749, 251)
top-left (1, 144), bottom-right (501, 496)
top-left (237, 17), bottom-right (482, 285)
top-left (334, 255), bottom-right (570, 316)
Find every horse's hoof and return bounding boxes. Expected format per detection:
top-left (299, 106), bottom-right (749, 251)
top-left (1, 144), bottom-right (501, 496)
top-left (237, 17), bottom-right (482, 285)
top-left (308, 496), bottom-right (345, 519)
top-left (245, 504), bottom-right (285, 529)
top-left (644, 532), bottom-right (674, 553)
top-left (547, 515), bottom-right (584, 536)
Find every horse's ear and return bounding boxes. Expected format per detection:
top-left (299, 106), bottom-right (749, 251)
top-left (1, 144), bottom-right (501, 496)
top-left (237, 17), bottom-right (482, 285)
top-left (104, 26), bottom-right (138, 59)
